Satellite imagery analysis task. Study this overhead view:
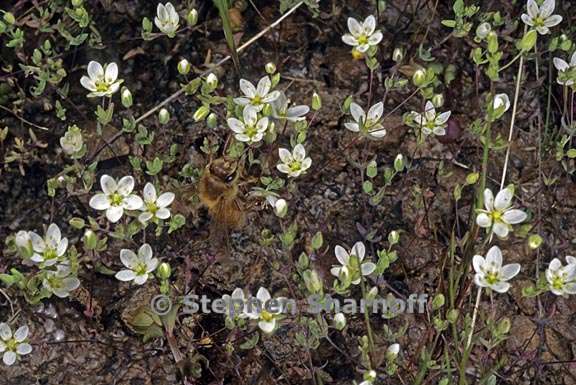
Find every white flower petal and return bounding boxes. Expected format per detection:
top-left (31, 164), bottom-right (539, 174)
top-left (278, 148), bottom-right (292, 163)
top-left (89, 194), bottom-right (111, 210)
top-left (543, 14), bottom-right (562, 28)
top-left (361, 262), bottom-right (376, 275)
top-left (472, 255), bottom-right (485, 274)
top-left (491, 281), bottom-right (510, 293)
top-left (553, 58), bottom-right (569, 72)
top-left (521, 13), bottom-right (534, 26)
top-left (342, 34), bottom-right (359, 46)
top-left (367, 102), bottom-right (384, 122)
top-left (120, 249), bottom-right (138, 269)
top-left (117, 176), bottom-right (135, 196)
top-left (494, 187), bottom-right (513, 211)
top-left (156, 208), bottom-right (171, 219)
top-left (258, 319), bottom-right (276, 333)
top-left (424, 101), bottom-right (436, 122)
top-left (368, 31), bottom-right (383, 45)
top-left (335, 245), bottom-right (350, 266)
top-left (347, 17), bottom-right (363, 37)
top-left (486, 246), bottom-right (503, 267)
top-left (16, 343), bottom-right (32, 355)
top-left (256, 76), bottom-right (271, 97)
top-left (123, 195), bottom-right (144, 210)
top-left (3, 351), bottom-right (16, 366)
top-left (256, 287), bottom-right (271, 303)
top-left (80, 76), bottom-right (96, 91)
top-left (526, 0), bottom-right (539, 19)
top-left (87, 61), bottom-right (104, 79)
top-left (349, 102), bottom-right (365, 123)
top-left (492, 222), bottom-right (510, 239)
top-left (143, 183), bottom-right (157, 203)
top-left (157, 192), bottom-right (175, 207)
top-left (100, 175), bottom-right (117, 194)
top-left (46, 223), bottom-right (61, 247)
top-left (293, 144), bottom-right (306, 161)
top-left (115, 269), bottom-right (136, 282)
top-left (351, 241), bottom-right (366, 261)
top-left (501, 263), bottom-right (521, 280)
top-left (228, 118), bottom-right (246, 133)
top-left (345, 122), bottom-right (360, 132)
top-left (540, 0), bottom-right (555, 18)
top-left (56, 238), bottom-right (68, 257)
top-left (502, 209), bottom-right (527, 225)
top-left (104, 63), bottom-right (118, 83)
top-left (106, 206), bottom-right (124, 223)
top-left (239, 79), bottom-right (256, 98)
top-left (0, 324), bottom-right (12, 340)
top-left (139, 243), bottom-right (153, 262)
top-left (363, 15), bottom-right (376, 35)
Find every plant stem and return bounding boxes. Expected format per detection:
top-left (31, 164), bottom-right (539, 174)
top-left (500, 55), bottom-right (525, 190)
top-left (360, 276), bottom-right (375, 366)
top-left (458, 286), bottom-right (482, 385)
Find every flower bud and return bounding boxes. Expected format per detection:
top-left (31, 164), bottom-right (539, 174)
top-left (206, 73), bottom-right (218, 90)
top-left (519, 29), bottom-right (537, 52)
top-left (392, 47), bottom-right (404, 63)
top-left (83, 230), bottom-right (98, 250)
top-left (274, 198), bottom-right (288, 218)
top-left (303, 269), bottom-right (323, 294)
top-left (490, 93), bottom-right (510, 121)
top-left (528, 234), bottom-right (543, 249)
top-left (393, 154), bottom-right (404, 172)
top-left (72, 0), bottom-right (83, 6)
top-left (158, 108), bottom-right (170, 124)
top-left (3, 12), bottom-right (15, 25)
top-left (121, 87), bottom-right (133, 108)
top-left (432, 93), bottom-right (444, 108)
top-left (265, 62), bottom-right (277, 74)
top-left (311, 92), bottom-right (322, 111)
top-left (69, 217), bottom-right (85, 229)
top-left (333, 312), bottom-right (346, 330)
top-left (366, 286), bottom-right (378, 300)
top-left (388, 230), bottom-right (400, 245)
top-left (412, 69), bottom-right (426, 87)
top-left (262, 103), bottom-right (273, 116)
top-left (206, 112), bottom-right (217, 128)
top-left (487, 31), bottom-right (498, 54)
top-left (351, 48), bottom-right (364, 60)
top-left (475, 22), bottom-right (491, 40)
top-left (178, 59), bottom-right (191, 75)
top-left (157, 262), bottom-right (172, 280)
top-left (187, 9), bottom-right (198, 26)
top-left (364, 370), bottom-right (377, 382)
top-left (193, 105), bottom-right (210, 122)
top-left (15, 231), bottom-right (33, 258)
top-left (386, 344), bottom-right (400, 360)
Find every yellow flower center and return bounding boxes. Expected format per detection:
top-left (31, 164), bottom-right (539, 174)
top-left (110, 192), bottom-right (123, 206)
top-left (357, 35), bottom-right (369, 45)
top-left (551, 275), bottom-right (564, 290)
top-left (485, 271), bottom-right (499, 285)
top-left (146, 202), bottom-right (158, 214)
top-left (251, 95), bottom-right (262, 105)
top-left (135, 263), bottom-right (148, 276)
top-left (490, 211), bottom-right (503, 221)
top-left (260, 310), bottom-right (274, 322)
top-left (95, 80), bottom-right (109, 92)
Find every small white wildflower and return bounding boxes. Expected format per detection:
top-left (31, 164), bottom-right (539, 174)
top-left (330, 241), bottom-right (376, 285)
top-left (29, 224), bottom-right (68, 267)
top-left (80, 61), bottom-right (123, 98)
top-left (345, 101), bottom-right (387, 138)
top-left (276, 144), bottom-right (312, 178)
top-left (243, 287), bottom-right (284, 334)
top-left (476, 22), bottom-right (492, 39)
top-left (386, 343), bottom-right (400, 360)
top-left (0, 323), bottom-right (32, 366)
top-left (227, 106), bottom-right (269, 144)
top-left (115, 244), bottom-right (159, 285)
top-left (14, 230), bottom-right (33, 257)
top-left (341, 15), bottom-right (383, 53)
top-left (473, 246), bottom-right (520, 293)
top-left (139, 182), bottom-right (175, 223)
top-left (476, 186), bottom-right (528, 239)
top-left (546, 257), bottom-right (576, 296)
top-left (411, 101), bottom-right (451, 136)
top-left (42, 265), bottom-right (80, 298)
top-left (493, 93), bottom-right (510, 111)
top-left (59, 125), bottom-right (84, 156)
top-left (233, 76), bottom-right (280, 111)
top-left (270, 91), bottom-right (310, 122)
top-left (154, 2), bottom-right (179, 37)
top-left (89, 175), bottom-right (144, 223)
top-left (553, 52), bottom-right (576, 86)
top-left (521, 0), bottom-right (562, 35)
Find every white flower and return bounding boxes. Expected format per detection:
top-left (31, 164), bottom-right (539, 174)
top-left (473, 246), bottom-right (520, 293)
top-left (139, 182), bottom-right (175, 223)
top-left (227, 106), bottom-right (269, 144)
top-left (154, 2), bottom-right (179, 37)
top-left (330, 241), bottom-right (376, 285)
top-left (14, 230), bottom-right (33, 257)
top-left (115, 244), bottom-right (159, 285)
top-left (493, 93), bottom-right (510, 111)
top-left (345, 102), bottom-right (387, 138)
top-left (0, 323), bottom-right (32, 366)
top-left (270, 91), bottom-right (310, 122)
top-left (233, 76), bottom-right (280, 111)
top-left (59, 125), bottom-right (83, 156)
top-left (276, 144), bottom-right (312, 178)
top-left (546, 257), bottom-right (576, 296)
top-left (243, 287), bottom-right (284, 333)
top-left (333, 312), bottom-right (346, 330)
top-left (411, 101), bottom-right (451, 136)
top-left (476, 186), bottom-right (528, 239)
top-left (553, 52), bottom-right (576, 86)
top-left (341, 15), bottom-right (383, 53)
top-left (521, 0), bottom-right (562, 35)
top-left (80, 61), bottom-right (123, 98)
top-left (42, 265), bottom-right (80, 298)
top-left (28, 224), bottom-right (68, 267)
top-left (89, 175), bottom-right (144, 223)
